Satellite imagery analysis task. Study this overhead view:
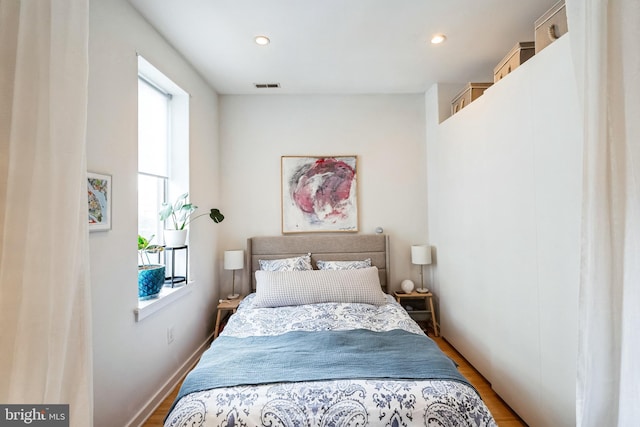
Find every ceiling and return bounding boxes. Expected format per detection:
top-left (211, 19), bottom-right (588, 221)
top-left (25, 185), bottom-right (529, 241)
top-left (128, 0), bottom-right (558, 95)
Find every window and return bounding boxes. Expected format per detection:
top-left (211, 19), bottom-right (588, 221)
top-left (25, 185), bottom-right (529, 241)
top-left (137, 56), bottom-right (190, 311)
top-left (138, 76), bottom-right (170, 241)
top-left (137, 55), bottom-right (189, 244)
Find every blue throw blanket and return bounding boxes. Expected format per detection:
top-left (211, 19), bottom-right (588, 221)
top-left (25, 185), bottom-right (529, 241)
top-left (172, 329), bottom-right (472, 414)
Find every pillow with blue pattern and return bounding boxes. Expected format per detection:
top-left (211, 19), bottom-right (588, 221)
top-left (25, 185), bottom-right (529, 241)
top-left (316, 258), bottom-right (372, 270)
top-left (259, 253), bottom-right (312, 271)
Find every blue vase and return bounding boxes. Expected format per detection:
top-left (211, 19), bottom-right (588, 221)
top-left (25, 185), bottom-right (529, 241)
top-left (138, 265), bottom-right (166, 300)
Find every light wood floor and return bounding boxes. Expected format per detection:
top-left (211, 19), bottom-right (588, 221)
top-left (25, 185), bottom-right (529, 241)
top-left (141, 334), bottom-right (526, 426)
top-left (432, 336), bottom-right (527, 427)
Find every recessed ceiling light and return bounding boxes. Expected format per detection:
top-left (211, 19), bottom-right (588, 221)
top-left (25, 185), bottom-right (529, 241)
top-left (431, 34), bottom-right (447, 44)
top-left (255, 35), bottom-right (270, 46)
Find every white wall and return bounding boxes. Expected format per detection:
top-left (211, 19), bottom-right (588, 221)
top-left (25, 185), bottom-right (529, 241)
top-left (426, 36), bottom-right (582, 426)
top-left (87, 1), bottom-right (222, 426)
top-left (219, 95), bottom-right (428, 293)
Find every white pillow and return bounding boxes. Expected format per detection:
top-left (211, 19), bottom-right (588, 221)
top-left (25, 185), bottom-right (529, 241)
top-left (253, 266), bottom-right (387, 308)
top-left (258, 253), bottom-right (312, 271)
top-left (316, 258), bottom-right (372, 270)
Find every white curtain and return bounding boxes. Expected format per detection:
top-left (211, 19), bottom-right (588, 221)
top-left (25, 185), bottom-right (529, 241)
top-left (566, 0), bottom-right (640, 425)
top-left (0, 1), bottom-right (93, 426)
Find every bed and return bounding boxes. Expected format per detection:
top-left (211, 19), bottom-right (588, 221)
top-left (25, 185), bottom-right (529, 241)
top-left (164, 234), bottom-right (496, 427)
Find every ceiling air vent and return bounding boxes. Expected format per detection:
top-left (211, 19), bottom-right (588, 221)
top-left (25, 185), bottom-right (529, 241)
top-left (254, 83), bottom-right (280, 89)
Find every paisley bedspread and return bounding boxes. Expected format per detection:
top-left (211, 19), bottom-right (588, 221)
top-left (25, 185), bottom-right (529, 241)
top-left (164, 294), bottom-right (497, 427)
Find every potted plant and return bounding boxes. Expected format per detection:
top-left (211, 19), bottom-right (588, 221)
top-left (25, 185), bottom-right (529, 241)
top-left (138, 234), bottom-right (166, 300)
top-left (159, 192), bottom-right (224, 247)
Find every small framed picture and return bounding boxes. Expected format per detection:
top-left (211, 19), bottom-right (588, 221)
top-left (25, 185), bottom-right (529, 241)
top-left (87, 172), bottom-right (112, 232)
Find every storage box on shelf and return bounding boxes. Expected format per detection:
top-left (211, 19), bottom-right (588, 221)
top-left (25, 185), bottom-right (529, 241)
top-left (451, 83), bottom-right (492, 116)
top-left (494, 41), bottom-right (535, 83)
top-left (535, 0), bottom-right (568, 54)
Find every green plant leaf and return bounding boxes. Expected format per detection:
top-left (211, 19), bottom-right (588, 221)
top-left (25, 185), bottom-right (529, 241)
top-left (158, 204), bottom-right (173, 221)
top-left (173, 193), bottom-right (189, 211)
top-left (137, 234), bottom-right (151, 251)
top-left (209, 208), bottom-right (225, 223)
top-left (138, 234), bottom-right (161, 266)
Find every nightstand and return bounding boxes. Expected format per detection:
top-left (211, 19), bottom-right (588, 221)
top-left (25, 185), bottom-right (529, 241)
top-left (214, 296), bottom-right (243, 339)
top-left (394, 291), bottom-right (439, 337)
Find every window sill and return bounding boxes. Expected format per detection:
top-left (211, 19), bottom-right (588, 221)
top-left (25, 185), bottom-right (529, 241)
top-left (134, 282), bottom-right (195, 322)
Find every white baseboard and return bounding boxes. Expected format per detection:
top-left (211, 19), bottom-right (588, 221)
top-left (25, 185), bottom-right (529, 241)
top-left (127, 331), bottom-right (214, 427)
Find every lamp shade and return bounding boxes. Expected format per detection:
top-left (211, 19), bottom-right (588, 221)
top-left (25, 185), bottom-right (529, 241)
top-left (224, 250), bottom-right (244, 270)
top-left (411, 245), bottom-right (432, 265)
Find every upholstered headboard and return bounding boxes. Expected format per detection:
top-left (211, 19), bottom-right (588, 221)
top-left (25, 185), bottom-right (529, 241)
top-left (246, 234), bottom-right (390, 291)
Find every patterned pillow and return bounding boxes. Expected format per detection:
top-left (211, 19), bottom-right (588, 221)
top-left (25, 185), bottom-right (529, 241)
top-left (316, 258), bottom-right (372, 270)
top-left (258, 253), bottom-right (312, 271)
top-left (253, 267), bottom-right (387, 307)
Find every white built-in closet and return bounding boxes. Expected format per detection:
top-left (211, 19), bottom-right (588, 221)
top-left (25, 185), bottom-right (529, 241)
top-left (426, 35), bottom-right (581, 427)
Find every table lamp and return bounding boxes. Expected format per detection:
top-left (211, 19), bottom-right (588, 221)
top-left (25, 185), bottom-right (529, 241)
top-left (224, 249), bottom-right (244, 299)
top-left (411, 245), bottom-right (432, 293)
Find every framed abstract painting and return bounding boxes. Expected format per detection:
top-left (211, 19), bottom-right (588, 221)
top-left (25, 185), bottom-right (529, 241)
top-left (87, 172), bottom-right (112, 232)
top-left (281, 156), bottom-right (358, 233)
